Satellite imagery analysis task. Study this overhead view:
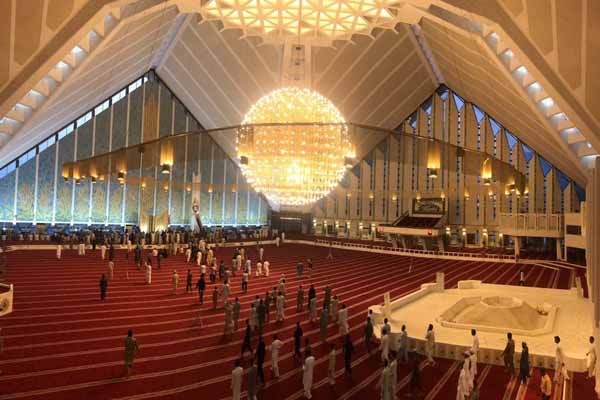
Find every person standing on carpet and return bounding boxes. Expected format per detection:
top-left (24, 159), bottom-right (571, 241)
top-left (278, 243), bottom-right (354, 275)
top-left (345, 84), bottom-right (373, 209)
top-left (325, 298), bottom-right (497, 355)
top-left (330, 295), bottom-right (338, 322)
top-left (195, 274), bottom-right (206, 304)
top-left (108, 260), bottom-right (114, 280)
top-left (425, 324), bottom-right (436, 367)
top-left (276, 291), bottom-right (285, 322)
top-left (364, 317), bottom-right (374, 354)
top-left (264, 291), bottom-right (272, 322)
top-left (222, 280), bottom-right (231, 306)
top-left (224, 301), bottom-right (234, 335)
top-left (308, 285), bottom-right (316, 310)
top-left (519, 342), bottom-right (530, 385)
top-left (123, 330), bottom-right (139, 378)
top-left (457, 352), bottom-right (471, 400)
top-left (242, 269), bottom-right (249, 293)
top-left (328, 343), bottom-right (336, 386)
top-left (172, 270), bottom-right (179, 295)
top-left (259, 246), bottom-right (264, 261)
top-left (145, 259), bottom-right (152, 285)
top-left (378, 359), bottom-right (392, 400)
top-left (343, 334), bottom-right (354, 377)
top-left (338, 304), bottom-right (349, 336)
top-left (303, 349), bottom-right (315, 399)
top-left (503, 332), bottom-right (515, 376)
top-left (540, 368), bottom-right (552, 400)
top-left (257, 300), bottom-right (266, 333)
top-left (56, 244), bottom-right (62, 260)
top-left (182, 269), bottom-right (191, 293)
top-left (241, 320), bottom-right (253, 356)
top-left (247, 357), bottom-right (259, 400)
top-left (231, 359), bottom-right (243, 400)
top-left (381, 318), bottom-right (391, 336)
top-left (398, 325), bottom-right (408, 363)
top-left (293, 322), bottom-right (303, 360)
top-left (380, 331), bottom-right (390, 363)
top-left (297, 285), bottom-right (304, 312)
top-left (554, 336), bottom-right (564, 382)
top-left (101, 242), bottom-right (107, 260)
top-left (586, 336), bottom-right (596, 379)
top-left (99, 274), bottom-right (108, 300)
top-left (264, 260), bottom-right (270, 277)
top-left (271, 334), bottom-right (283, 379)
top-left (323, 286), bottom-right (331, 310)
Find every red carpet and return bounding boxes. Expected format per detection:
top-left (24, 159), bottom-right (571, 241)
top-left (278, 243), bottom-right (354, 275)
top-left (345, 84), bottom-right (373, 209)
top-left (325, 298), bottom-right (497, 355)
top-left (0, 244), bottom-right (593, 399)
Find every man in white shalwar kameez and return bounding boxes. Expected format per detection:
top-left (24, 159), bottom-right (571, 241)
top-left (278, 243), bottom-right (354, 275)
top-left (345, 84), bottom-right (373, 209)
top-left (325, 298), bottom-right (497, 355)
top-left (101, 243), bottom-right (107, 260)
top-left (259, 246), bottom-right (264, 261)
top-left (457, 354), bottom-right (471, 400)
top-left (338, 304), bottom-right (349, 336)
top-left (587, 336), bottom-right (596, 378)
top-left (231, 359), bottom-right (243, 400)
top-left (554, 336), bottom-right (564, 382)
top-left (276, 292), bottom-right (285, 322)
top-left (379, 360), bottom-right (393, 400)
top-left (264, 261), bottom-right (270, 277)
top-left (425, 324), bottom-right (436, 366)
top-left (380, 332), bottom-right (390, 362)
top-left (185, 247), bottom-right (191, 262)
top-left (222, 281), bottom-right (231, 306)
top-left (275, 237), bottom-right (280, 247)
top-left (256, 262), bottom-right (262, 277)
top-left (303, 351), bottom-right (315, 399)
top-left (56, 244), bottom-right (62, 260)
top-left (145, 263), bottom-right (152, 285)
top-left (271, 334), bottom-right (283, 378)
top-left (108, 261), bottom-right (114, 280)
top-left (78, 241), bottom-right (85, 256)
top-left (470, 329), bottom-right (479, 377)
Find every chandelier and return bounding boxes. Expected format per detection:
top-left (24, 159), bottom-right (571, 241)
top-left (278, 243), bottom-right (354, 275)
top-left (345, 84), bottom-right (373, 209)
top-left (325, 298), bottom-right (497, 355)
top-left (237, 87), bottom-right (355, 206)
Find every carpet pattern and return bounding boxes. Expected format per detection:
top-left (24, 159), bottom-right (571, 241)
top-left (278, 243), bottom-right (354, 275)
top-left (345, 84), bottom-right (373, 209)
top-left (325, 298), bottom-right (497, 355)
top-left (0, 244), bottom-right (592, 399)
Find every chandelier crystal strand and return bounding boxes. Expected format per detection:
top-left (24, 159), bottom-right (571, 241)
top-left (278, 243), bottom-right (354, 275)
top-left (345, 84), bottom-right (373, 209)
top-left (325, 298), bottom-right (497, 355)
top-left (237, 87), bottom-right (354, 206)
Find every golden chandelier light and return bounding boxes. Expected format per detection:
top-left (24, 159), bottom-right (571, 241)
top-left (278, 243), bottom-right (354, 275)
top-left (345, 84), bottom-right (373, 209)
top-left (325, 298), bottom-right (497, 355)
top-left (237, 87), bottom-right (355, 206)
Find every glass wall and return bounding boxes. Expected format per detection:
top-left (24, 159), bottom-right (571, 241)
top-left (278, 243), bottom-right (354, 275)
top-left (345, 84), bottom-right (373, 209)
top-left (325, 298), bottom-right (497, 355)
top-left (0, 71), bottom-right (269, 227)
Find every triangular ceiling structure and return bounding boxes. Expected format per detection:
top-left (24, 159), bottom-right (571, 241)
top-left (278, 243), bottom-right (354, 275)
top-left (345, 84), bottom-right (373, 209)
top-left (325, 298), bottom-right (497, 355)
top-left (0, 0), bottom-right (597, 187)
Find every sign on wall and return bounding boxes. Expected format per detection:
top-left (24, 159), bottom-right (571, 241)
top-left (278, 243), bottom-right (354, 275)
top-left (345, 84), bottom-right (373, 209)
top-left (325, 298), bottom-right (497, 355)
top-left (412, 197), bottom-right (445, 215)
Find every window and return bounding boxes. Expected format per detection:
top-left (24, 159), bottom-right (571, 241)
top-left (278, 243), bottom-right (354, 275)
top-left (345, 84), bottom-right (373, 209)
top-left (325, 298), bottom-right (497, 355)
top-left (18, 148), bottom-right (36, 166)
top-left (112, 89), bottom-right (126, 104)
top-left (38, 136), bottom-right (56, 153)
top-left (129, 78), bottom-right (143, 93)
top-left (76, 112), bottom-right (92, 127)
top-left (94, 100), bottom-right (110, 115)
top-left (58, 123), bottom-right (74, 139)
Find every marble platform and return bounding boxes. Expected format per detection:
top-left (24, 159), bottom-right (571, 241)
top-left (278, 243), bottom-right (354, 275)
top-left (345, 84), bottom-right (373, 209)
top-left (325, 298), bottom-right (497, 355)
top-left (369, 279), bottom-right (593, 372)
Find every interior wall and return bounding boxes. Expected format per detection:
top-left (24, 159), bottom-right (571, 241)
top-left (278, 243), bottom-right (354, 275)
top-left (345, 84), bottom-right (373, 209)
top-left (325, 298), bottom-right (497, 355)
top-left (312, 86), bottom-right (584, 239)
top-left (0, 71), bottom-right (269, 227)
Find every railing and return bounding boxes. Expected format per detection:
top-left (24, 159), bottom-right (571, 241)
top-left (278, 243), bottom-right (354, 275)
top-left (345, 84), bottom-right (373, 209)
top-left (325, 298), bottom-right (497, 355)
top-left (499, 213), bottom-right (564, 237)
top-left (313, 239), bottom-right (516, 262)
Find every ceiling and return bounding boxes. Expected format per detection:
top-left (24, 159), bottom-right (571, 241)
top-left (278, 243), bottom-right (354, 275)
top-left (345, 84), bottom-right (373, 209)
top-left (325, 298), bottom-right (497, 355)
top-left (0, 0), bottom-right (596, 186)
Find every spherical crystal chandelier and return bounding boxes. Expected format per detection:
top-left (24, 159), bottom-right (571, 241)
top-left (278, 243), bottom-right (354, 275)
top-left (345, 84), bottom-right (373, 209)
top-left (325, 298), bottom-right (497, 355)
top-left (237, 87), bottom-right (355, 206)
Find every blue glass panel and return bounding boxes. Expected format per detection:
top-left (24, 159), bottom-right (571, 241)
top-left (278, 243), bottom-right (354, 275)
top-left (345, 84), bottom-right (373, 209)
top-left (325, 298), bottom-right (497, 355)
top-left (16, 158), bottom-right (36, 221)
top-left (421, 97), bottom-right (433, 115)
top-left (557, 170), bottom-right (570, 191)
top-left (489, 118), bottom-right (501, 137)
top-left (522, 143), bottom-right (534, 162)
top-left (472, 104), bottom-right (485, 123)
top-left (539, 157), bottom-right (552, 176)
top-left (452, 93), bottom-right (465, 112)
top-left (575, 183), bottom-right (586, 202)
top-left (506, 131), bottom-right (518, 149)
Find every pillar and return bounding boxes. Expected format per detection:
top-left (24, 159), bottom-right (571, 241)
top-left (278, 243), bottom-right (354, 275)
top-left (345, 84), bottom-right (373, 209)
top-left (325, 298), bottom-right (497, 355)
top-left (514, 236), bottom-right (520, 257)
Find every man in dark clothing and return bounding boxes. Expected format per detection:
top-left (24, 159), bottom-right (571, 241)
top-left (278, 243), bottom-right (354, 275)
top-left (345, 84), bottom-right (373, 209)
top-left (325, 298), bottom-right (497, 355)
top-left (308, 285), bottom-right (316, 309)
top-left (195, 274), bottom-right (206, 304)
top-left (343, 334), bottom-right (354, 376)
top-left (293, 322), bottom-right (303, 360)
top-left (256, 336), bottom-right (266, 383)
top-left (241, 320), bottom-right (253, 356)
top-left (99, 274), bottom-right (108, 300)
top-left (502, 332), bottom-right (516, 376)
top-left (108, 244), bottom-right (115, 262)
top-left (186, 269), bottom-right (193, 293)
